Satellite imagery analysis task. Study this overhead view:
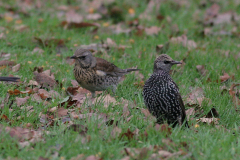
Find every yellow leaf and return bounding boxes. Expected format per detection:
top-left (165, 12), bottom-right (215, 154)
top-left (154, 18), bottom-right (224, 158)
top-left (102, 22), bottom-right (109, 27)
top-left (194, 124), bottom-right (200, 128)
top-left (4, 16), bottom-right (13, 22)
top-left (129, 39), bottom-right (135, 44)
top-left (88, 7), bottom-right (94, 14)
top-left (94, 35), bottom-right (99, 40)
top-left (28, 61), bottom-right (32, 64)
top-left (128, 8), bottom-right (135, 15)
top-left (0, 66), bottom-right (6, 70)
top-left (15, 20), bottom-right (22, 24)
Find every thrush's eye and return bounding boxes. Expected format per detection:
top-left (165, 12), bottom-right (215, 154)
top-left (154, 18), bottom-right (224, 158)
top-left (164, 60), bottom-right (170, 64)
top-left (79, 56), bottom-right (86, 60)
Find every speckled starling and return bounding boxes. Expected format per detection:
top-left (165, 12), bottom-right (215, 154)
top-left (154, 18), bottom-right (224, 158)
top-left (0, 77), bottom-right (20, 82)
top-left (143, 54), bottom-right (188, 127)
top-left (71, 48), bottom-right (139, 97)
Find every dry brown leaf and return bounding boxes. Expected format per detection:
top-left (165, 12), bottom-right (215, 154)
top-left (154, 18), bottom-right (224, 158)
top-left (85, 155), bottom-right (98, 160)
top-left (220, 72), bottom-right (230, 82)
top-left (86, 13), bottom-right (102, 20)
top-left (8, 89), bottom-right (33, 96)
top-left (123, 103), bottom-right (130, 118)
top-left (32, 47), bottom-right (44, 54)
top-left (93, 94), bottom-right (117, 108)
top-left (0, 125), bottom-right (45, 147)
top-left (170, 35), bottom-right (197, 50)
top-left (34, 71), bottom-right (58, 89)
top-left (185, 108), bottom-right (195, 120)
top-left (16, 96), bottom-right (29, 106)
top-left (31, 93), bottom-right (42, 102)
top-left (111, 126), bottom-right (122, 138)
top-left (38, 89), bottom-right (50, 100)
top-left (145, 26), bottom-right (161, 35)
top-left (141, 108), bottom-right (152, 118)
top-left (196, 65), bottom-right (207, 77)
top-left (197, 118), bottom-right (219, 125)
top-left (70, 154), bottom-right (84, 160)
top-left (28, 80), bottom-right (39, 87)
top-left (0, 60), bottom-right (16, 66)
top-left (229, 83), bottom-right (240, 110)
top-left (139, 0), bottom-right (161, 20)
top-left (135, 70), bottom-right (144, 81)
top-left (71, 80), bottom-right (79, 88)
top-left (12, 64), bottom-right (20, 72)
top-left (56, 107), bottom-right (68, 118)
top-left (120, 129), bottom-right (134, 140)
top-left (66, 10), bottom-right (83, 23)
top-left (155, 124), bottom-right (172, 135)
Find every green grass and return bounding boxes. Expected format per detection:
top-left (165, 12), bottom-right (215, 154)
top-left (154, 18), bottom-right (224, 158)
top-left (1, 0), bottom-right (240, 159)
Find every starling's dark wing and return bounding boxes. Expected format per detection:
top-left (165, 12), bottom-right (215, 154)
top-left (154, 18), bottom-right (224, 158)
top-left (172, 81), bottom-right (189, 127)
top-left (0, 77), bottom-right (20, 82)
top-left (95, 58), bottom-right (126, 77)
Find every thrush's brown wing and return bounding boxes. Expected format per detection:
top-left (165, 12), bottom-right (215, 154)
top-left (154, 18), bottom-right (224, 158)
top-left (95, 58), bottom-right (125, 77)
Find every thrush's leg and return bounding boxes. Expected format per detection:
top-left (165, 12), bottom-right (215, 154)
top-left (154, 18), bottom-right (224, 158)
top-left (91, 91), bottom-right (96, 98)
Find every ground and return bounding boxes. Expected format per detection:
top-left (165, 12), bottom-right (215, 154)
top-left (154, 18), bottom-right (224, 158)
top-left (0, 0), bottom-right (240, 159)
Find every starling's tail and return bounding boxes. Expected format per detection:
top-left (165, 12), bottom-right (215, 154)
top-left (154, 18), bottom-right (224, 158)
top-left (0, 77), bottom-right (20, 82)
top-left (126, 68), bottom-right (140, 73)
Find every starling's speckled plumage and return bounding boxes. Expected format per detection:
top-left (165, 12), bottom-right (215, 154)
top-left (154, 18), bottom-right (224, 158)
top-left (0, 77), bottom-right (20, 82)
top-left (71, 48), bottom-right (139, 97)
top-left (143, 54), bottom-right (188, 127)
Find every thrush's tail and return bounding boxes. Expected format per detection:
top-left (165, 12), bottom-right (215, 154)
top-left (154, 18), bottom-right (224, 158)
top-left (0, 77), bottom-right (20, 82)
top-left (126, 68), bottom-right (140, 73)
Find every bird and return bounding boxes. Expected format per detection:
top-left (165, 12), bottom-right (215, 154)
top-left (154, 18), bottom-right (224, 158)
top-left (71, 48), bottom-right (140, 97)
top-left (0, 77), bottom-right (20, 82)
top-left (143, 54), bottom-right (189, 127)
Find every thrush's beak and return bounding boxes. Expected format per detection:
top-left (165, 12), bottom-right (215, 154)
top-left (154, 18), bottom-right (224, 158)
top-left (171, 60), bottom-right (182, 64)
top-left (70, 55), bottom-right (77, 59)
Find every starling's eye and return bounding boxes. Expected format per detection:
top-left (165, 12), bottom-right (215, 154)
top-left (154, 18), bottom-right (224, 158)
top-left (79, 56), bottom-right (86, 60)
top-left (164, 60), bottom-right (170, 64)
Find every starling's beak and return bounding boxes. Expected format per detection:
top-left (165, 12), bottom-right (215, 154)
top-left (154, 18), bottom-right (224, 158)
top-left (171, 60), bottom-right (182, 64)
top-left (70, 55), bottom-right (77, 59)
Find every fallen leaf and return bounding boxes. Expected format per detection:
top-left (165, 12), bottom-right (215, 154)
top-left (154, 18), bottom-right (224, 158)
top-left (170, 35), bottom-right (197, 50)
top-left (0, 60), bottom-right (16, 66)
top-left (123, 103), bottom-right (130, 118)
top-left (196, 118), bottom-right (219, 125)
top-left (12, 64), bottom-right (21, 72)
top-left (32, 47), bottom-right (44, 54)
top-left (185, 108), bottom-right (195, 120)
top-left (16, 96), bottom-right (29, 106)
top-left (38, 89), bottom-right (50, 100)
top-left (65, 124), bottom-right (88, 136)
top-left (56, 107), bottom-right (68, 118)
top-left (111, 126), bottom-right (122, 138)
top-left (120, 129), bottom-right (134, 140)
top-left (229, 83), bottom-right (240, 110)
top-left (93, 94), bottom-right (117, 108)
top-left (196, 65), bottom-right (207, 77)
top-left (85, 155), bottom-right (98, 160)
top-left (145, 26), bottom-right (161, 35)
top-left (34, 71), bottom-right (58, 89)
top-left (220, 72), bottom-right (230, 82)
top-left (155, 124), bottom-right (172, 136)
top-left (66, 10), bottom-right (83, 23)
top-left (141, 108), bottom-right (152, 118)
